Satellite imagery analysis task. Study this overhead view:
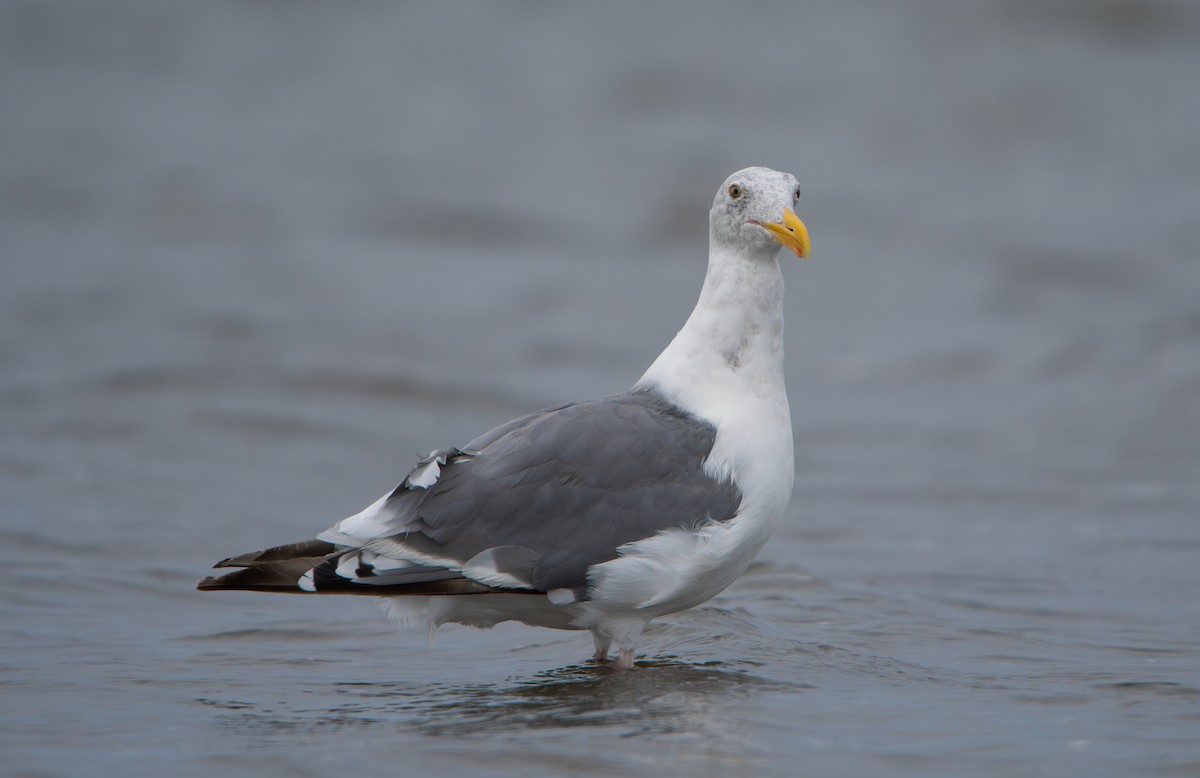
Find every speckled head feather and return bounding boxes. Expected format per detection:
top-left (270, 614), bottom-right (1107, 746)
top-left (709, 166), bottom-right (804, 252)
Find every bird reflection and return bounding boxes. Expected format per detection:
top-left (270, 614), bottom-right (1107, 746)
top-left (204, 658), bottom-right (785, 740)
top-left (346, 659), bottom-right (779, 737)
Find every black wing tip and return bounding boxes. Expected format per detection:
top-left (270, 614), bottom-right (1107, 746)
top-left (210, 539), bottom-right (341, 570)
top-left (196, 576), bottom-right (219, 590)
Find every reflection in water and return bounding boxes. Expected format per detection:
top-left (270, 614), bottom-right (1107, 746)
top-left (390, 660), bottom-right (784, 737)
top-left (203, 659), bottom-right (788, 740)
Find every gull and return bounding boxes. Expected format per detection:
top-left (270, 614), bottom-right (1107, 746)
top-left (199, 166), bottom-right (811, 670)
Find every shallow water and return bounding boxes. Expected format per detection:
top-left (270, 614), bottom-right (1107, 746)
top-left (3, 1), bottom-right (1200, 775)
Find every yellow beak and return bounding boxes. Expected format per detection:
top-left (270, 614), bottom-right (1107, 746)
top-left (759, 208), bottom-right (810, 258)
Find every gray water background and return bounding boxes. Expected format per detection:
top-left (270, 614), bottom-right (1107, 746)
top-left (3, 1), bottom-right (1199, 775)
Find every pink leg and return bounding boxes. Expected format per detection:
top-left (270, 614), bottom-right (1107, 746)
top-left (615, 648), bottom-right (637, 670)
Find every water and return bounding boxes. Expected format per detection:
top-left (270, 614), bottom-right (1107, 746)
top-left (3, 1), bottom-right (1199, 775)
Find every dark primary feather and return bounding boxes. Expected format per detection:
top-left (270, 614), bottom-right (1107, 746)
top-left (198, 388), bottom-right (742, 596)
top-left (214, 539), bottom-right (339, 568)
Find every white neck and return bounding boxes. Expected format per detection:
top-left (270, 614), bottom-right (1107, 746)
top-left (636, 241), bottom-right (788, 418)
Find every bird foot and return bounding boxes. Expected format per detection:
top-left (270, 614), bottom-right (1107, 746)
top-left (613, 648), bottom-right (637, 671)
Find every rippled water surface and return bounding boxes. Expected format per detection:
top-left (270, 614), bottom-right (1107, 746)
top-left (3, 2), bottom-right (1199, 775)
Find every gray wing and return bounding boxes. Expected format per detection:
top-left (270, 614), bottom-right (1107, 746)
top-left (321, 388), bottom-right (743, 595)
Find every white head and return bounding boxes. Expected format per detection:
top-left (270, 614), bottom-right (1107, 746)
top-left (710, 167), bottom-right (810, 259)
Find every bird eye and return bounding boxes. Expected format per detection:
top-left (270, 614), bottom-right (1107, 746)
top-left (727, 184), bottom-right (743, 200)
top-left (793, 187), bottom-right (801, 201)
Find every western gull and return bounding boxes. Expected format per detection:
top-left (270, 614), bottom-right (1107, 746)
top-left (198, 166), bottom-right (811, 670)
